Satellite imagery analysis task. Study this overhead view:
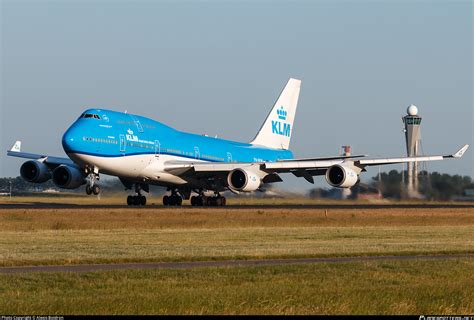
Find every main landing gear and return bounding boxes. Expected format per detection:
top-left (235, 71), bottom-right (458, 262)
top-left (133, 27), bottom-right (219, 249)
top-left (85, 173), bottom-right (100, 195)
top-left (127, 194), bottom-right (146, 206)
top-left (190, 193), bottom-right (226, 207)
top-left (127, 184), bottom-right (147, 206)
top-left (163, 190), bottom-right (183, 206)
top-left (161, 189), bottom-right (227, 207)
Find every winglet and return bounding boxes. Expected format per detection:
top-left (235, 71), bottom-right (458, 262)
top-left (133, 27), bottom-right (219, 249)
top-left (451, 144), bottom-right (469, 158)
top-left (9, 141), bottom-right (21, 153)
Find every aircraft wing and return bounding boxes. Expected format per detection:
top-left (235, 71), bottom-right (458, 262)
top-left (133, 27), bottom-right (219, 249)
top-left (7, 141), bottom-right (76, 168)
top-left (355, 144), bottom-right (469, 166)
top-left (165, 144), bottom-right (469, 184)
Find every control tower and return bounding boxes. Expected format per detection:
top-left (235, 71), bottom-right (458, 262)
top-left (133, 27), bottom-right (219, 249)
top-left (402, 105), bottom-right (422, 197)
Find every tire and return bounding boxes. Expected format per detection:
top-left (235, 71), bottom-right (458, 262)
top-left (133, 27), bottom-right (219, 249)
top-left (176, 196), bottom-right (182, 206)
top-left (85, 185), bottom-right (92, 195)
top-left (133, 196), bottom-right (141, 206)
top-left (196, 197), bottom-right (202, 206)
top-left (140, 196), bottom-right (147, 206)
top-left (190, 196), bottom-right (196, 206)
top-left (221, 197), bottom-right (226, 206)
top-left (168, 196), bottom-right (176, 206)
top-left (163, 195), bottom-right (169, 206)
top-left (127, 195), bottom-right (133, 206)
top-left (92, 185), bottom-right (100, 195)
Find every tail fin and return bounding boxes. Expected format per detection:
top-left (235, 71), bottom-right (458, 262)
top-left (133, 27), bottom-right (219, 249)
top-left (250, 78), bottom-right (301, 150)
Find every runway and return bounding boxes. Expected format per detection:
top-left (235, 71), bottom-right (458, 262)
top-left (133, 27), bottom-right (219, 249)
top-left (1, 202), bottom-right (473, 210)
top-left (1, 254), bottom-right (472, 274)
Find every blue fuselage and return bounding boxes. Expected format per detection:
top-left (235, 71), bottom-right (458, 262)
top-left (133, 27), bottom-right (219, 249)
top-left (62, 109), bottom-right (294, 165)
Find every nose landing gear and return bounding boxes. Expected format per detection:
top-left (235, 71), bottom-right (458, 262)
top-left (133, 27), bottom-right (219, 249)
top-left (85, 173), bottom-right (100, 195)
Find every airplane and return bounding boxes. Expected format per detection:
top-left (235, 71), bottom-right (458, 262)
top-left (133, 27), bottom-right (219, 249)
top-left (6, 78), bottom-right (469, 206)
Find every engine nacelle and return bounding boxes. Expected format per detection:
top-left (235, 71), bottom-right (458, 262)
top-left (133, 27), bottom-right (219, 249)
top-left (20, 160), bottom-right (52, 183)
top-left (227, 169), bottom-right (262, 192)
top-left (325, 164), bottom-right (359, 188)
top-left (52, 165), bottom-right (86, 189)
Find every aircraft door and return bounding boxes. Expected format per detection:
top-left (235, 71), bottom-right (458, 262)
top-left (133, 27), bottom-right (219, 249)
top-left (154, 140), bottom-right (160, 157)
top-left (130, 115), bottom-right (144, 133)
top-left (120, 134), bottom-right (126, 153)
top-left (227, 152), bottom-right (232, 163)
top-left (194, 147), bottom-right (200, 160)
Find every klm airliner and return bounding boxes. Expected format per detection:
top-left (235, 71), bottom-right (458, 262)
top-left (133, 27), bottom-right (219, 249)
top-left (7, 78), bottom-right (469, 206)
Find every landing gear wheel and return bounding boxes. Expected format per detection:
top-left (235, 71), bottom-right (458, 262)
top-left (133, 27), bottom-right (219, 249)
top-left (163, 195), bottom-right (169, 206)
top-left (92, 185), bottom-right (100, 195)
top-left (191, 196), bottom-right (203, 206)
top-left (197, 195), bottom-right (226, 207)
top-left (127, 195), bottom-right (147, 206)
top-left (169, 196), bottom-right (176, 206)
top-left (164, 193), bottom-right (183, 206)
top-left (85, 185), bottom-right (92, 195)
top-left (133, 196), bottom-right (141, 206)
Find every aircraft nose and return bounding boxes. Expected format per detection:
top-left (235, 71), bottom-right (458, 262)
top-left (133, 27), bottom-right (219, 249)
top-left (62, 125), bottom-right (79, 153)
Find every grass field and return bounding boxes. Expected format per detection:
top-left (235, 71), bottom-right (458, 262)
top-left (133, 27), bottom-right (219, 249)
top-left (1, 259), bottom-right (472, 314)
top-left (0, 196), bottom-right (472, 314)
top-left (0, 206), bottom-right (473, 267)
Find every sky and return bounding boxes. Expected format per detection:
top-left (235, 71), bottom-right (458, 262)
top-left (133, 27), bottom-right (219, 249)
top-left (1, 0), bottom-right (472, 192)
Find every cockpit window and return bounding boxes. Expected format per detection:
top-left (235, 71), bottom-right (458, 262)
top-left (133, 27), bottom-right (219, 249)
top-left (80, 113), bottom-right (101, 119)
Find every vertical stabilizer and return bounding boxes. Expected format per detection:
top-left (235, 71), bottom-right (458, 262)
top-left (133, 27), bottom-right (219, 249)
top-left (250, 78), bottom-right (301, 150)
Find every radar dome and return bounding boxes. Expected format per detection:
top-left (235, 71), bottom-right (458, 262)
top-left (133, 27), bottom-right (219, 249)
top-left (407, 104), bottom-right (418, 116)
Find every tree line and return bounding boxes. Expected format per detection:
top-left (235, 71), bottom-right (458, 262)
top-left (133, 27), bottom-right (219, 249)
top-left (309, 170), bottom-right (473, 200)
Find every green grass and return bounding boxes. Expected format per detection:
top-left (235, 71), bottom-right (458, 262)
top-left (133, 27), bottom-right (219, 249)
top-left (0, 226), bottom-right (472, 267)
top-left (0, 202), bottom-right (472, 314)
top-left (0, 258), bottom-right (472, 315)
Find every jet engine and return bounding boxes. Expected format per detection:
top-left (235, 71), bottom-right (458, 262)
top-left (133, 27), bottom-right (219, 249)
top-left (52, 165), bottom-right (86, 189)
top-left (227, 168), bottom-right (262, 192)
top-left (20, 160), bottom-right (51, 183)
top-left (325, 164), bottom-right (359, 188)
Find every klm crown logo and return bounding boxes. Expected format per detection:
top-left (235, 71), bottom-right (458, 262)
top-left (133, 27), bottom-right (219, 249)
top-left (277, 106), bottom-right (287, 120)
top-left (272, 106), bottom-right (291, 137)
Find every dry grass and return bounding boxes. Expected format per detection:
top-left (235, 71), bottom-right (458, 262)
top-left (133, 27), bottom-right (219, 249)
top-left (0, 205), bottom-right (472, 267)
top-left (0, 207), bottom-right (472, 231)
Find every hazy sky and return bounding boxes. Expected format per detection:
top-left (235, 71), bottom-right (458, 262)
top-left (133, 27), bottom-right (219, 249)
top-left (1, 0), bottom-right (472, 191)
